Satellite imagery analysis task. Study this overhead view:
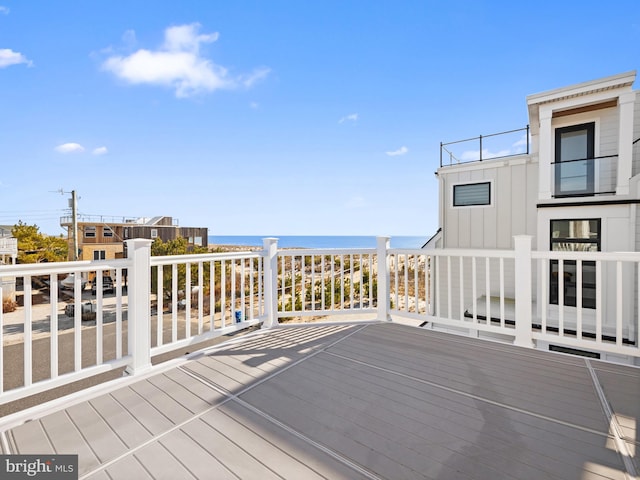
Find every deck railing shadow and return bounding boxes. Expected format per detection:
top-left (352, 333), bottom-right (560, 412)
top-left (1, 235), bottom-right (639, 408)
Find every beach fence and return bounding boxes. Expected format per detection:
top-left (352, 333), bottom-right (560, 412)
top-left (1, 236), bottom-right (640, 406)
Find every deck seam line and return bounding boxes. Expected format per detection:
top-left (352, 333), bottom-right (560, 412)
top-left (585, 359), bottom-right (638, 479)
top-left (79, 325), bottom-right (371, 480)
top-left (325, 350), bottom-right (611, 438)
top-left (63, 409), bottom-right (102, 469)
top-left (229, 394), bottom-right (383, 480)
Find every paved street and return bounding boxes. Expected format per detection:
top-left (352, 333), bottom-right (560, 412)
top-left (1, 296), bottom-right (258, 417)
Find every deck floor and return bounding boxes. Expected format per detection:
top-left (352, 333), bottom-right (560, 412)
top-left (1, 322), bottom-right (638, 479)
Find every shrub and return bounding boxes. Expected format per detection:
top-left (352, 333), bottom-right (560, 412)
top-left (2, 299), bottom-right (17, 313)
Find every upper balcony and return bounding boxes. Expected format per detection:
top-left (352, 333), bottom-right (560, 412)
top-left (439, 126), bottom-right (530, 167)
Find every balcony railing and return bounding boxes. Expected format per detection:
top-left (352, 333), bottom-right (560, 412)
top-left (60, 215), bottom-right (180, 226)
top-left (440, 126), bottom-right (530, 167)
top-left (552, 154), bottom-right (618, 197)
top-left (1, 236), bottom-right (639, 405)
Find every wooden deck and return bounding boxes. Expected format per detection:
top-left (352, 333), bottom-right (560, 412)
top-left (1, 322), bottom-right (638, 479)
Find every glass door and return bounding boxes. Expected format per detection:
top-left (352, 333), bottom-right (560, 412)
top-left (554, 123), bottom-right (595, 196)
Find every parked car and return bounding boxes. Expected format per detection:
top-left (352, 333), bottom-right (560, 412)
top-left (91, 276), bottom-right (115, 295)
top-left (60, 273), bottom-right (88, 291)
top-left (64, 301), bottom-right (96, 321)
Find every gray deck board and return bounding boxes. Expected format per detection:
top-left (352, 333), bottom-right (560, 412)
top-left (2, 322), bottom-right (637, 480)
top-left (99, 456), bottom-right (153, 480)
top-left (332, 326), bottom-right (609, 433)
top-left (280, 355), bottom-right (624, 479)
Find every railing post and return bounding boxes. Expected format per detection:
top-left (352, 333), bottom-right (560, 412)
top-left (513, 235), bottom-right (534, 348)
top-left (125, 238), bottom-right (153, 375)
top-left (376, 236), bottom-right (391, 322)
top-left (262, 238), bottom-right (279, 329)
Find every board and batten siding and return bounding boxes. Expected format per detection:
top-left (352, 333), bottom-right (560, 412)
top-left (441, 155), bottom-right (537, 250)
top-left (634, 97), bottom-right (640, 177)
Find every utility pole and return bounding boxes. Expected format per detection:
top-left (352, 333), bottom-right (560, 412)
top-left (71, 190), bottom-right (78, 261)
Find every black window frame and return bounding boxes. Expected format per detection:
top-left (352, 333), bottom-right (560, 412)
top-left (452, 181), bottom-right (491, 207)
top-left (549, 218), bottom-right (601, 309)
top-left (554, 122), bottom-right (595, 196)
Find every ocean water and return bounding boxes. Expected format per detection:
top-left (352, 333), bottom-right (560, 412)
top-left (209, 235), bottom-right (426, 249)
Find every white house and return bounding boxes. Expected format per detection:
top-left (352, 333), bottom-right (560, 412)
top-left (427, 71), bottom-right (640, 361)
top-left (0, 226), bottom-right (17, 302)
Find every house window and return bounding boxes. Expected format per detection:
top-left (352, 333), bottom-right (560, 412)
top-left (554, 122), bottom-right (595, 196)
top-left (549, 219), bottom-right (600, 309)
top-left (93, 250), bottom-right (106, 260)
top-left (84, 226), bottom-right (96, 238)
top-left (103, 227), bottom-right (114, 237)
top-left (150, 229), bottom-right (158, 239)
top-left (194, 236), bottom-right (203, 246)
top-left (453, 182), bottom-right (491, 207)
top-left (123, 228), bottom-right (129, 239)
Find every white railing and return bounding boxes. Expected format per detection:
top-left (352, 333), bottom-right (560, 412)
top-left (149, 249), bottom-right (265, 357)
top-left (390, 236), bottom-right (640, 359)
top-left (0, 235), bottom-right (639, 406)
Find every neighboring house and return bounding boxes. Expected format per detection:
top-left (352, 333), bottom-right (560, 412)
top-left (0, 225), bottom-right (17, 302)
top-left (59, 215), bottom-right (208, 261)
top-left (426, 71), bottom-right (640, 360)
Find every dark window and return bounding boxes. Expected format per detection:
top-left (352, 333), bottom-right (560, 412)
top-left (549, 219), bottom-right (600, 309)
top-left (103, 227), bottom-right (114, 237)
top-left (554, 122), bottom-right (595, 196)
top-left (453, 182), bottom-right (491, 207)
top-left (93, 250), bottom-right (106, 260)
top-left (84, 226), bottom-right (96, 238)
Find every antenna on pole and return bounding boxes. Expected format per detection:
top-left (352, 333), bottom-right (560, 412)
top-left (56, 188), bottom-right (79, 261)
top-left (71, 190), bottom-right (78, 261)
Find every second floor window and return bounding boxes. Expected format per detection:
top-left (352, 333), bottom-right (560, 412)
top-left (103, 227), bottom-right (114, 237)
top-left (554, 122), bottom-right (595, 196)
top-left (453, 182), bottom-right (491, 207)
top-left (84, 226), bottom-right (96, 238)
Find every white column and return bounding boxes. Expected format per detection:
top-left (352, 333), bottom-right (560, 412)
top-left (538, 107), bottom-right (553, 200)
top-left (513, 235), bottom-right (534, 348)
top-left (616, 91), bottom-right (636, 196)
top-left (376, 236), bottom-right (391, 322)
top-left (125, 238), bottom-right (153, 375)
top-left (262, 238), bottom-right (279, 329)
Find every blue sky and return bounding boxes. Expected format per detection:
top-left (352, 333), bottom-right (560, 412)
top-left (1, 1), bottom-right (639, 238)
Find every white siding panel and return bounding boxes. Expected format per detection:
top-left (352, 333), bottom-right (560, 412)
top-left (441, 156), bottom-right (535, 250)
top-left (633, 99), bottom-right (640, 177)
top-left (496, 165), bottom-right (512, 249)
top-left (510, 164), bottom-right (527, 239)
top-left (598, 107), bottom-right (618, 157)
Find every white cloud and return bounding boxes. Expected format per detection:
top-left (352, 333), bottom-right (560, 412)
top-left (54, 143), bottom-right (85, 154)
top-left (386, 146), bottom-right (408, 156)
top-left (345, 195), bottom-right (366, 209)
top-left (0, 49), bottom-right (32, 68)
top-left (122, 29), bottom-right (137, 47)
top-left (0, 6), bottom-right (9, 14)
top-left (339, 113), bottom-right (358, 124)
top-left (92, 146), bottom-right (108, 155)
top-left (102, 23), bottom-right (269, 98)
top-left (459, 148), bottom-right (511, 161)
